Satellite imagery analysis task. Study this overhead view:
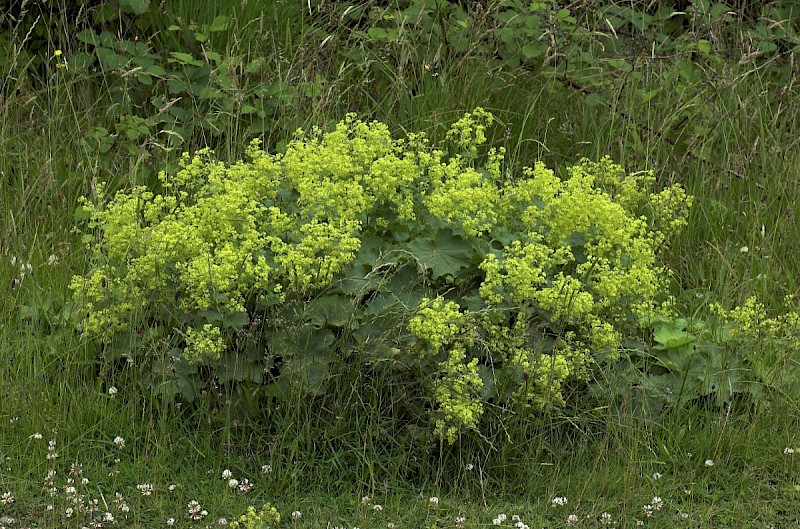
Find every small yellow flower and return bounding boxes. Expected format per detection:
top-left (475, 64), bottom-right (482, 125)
top-left (54, 49), bottom-right (63, 57)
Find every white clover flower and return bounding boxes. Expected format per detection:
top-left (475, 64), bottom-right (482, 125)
top-left (187, 500), bottom-right (205, 521)
top-left (30, 432), bottom-right (43, 440)
top-left (642, 504), bottom-right (654, 518)
top-left (167, 517), bottom-right (176, 526)
top-left (114, 436), bottom-right (125, 448)
top-left (137, 483), bottom-right (153, 496)
top-left (496, 513), bottom-right (507, 523)
top-left (261, 464), bottom-right (272, 474)
top-left (108, 386), bottom-right (118, 396)
top-left (739, 246), bottom-right (748, 253)
top-left (388, 523), bottom-right (396, 529)
top-left (511, 515), bottom-right (520, 522)
top-left (652, 471), bottom-right (662, 480)
top-left (566, 514), bottom-right (579, 525)
top-left (551, 496), bottom-right (568, 507)
top-left (169, 484), bottom-right (176, 491)
top-left (292, 510), bottom-right (302, 520)
top-left (465, 463), bottom-right (474, 471)
top-left (1, 491), bottom-right (14, 505)
top-left (651, 496), bottom-right (664, 510)
top-left (456, 515), bottom-right (466, 528)
top-left (104, 512), bottom-right (115, 522)
top-left (784, 447), bottom-right (795, 455)
top-left (222, 469), bottom-right (233, 479)
top-left (227, 478), bottom-right (239, 489)
top-left (237, 478), bottom-right (252, 493)
top-left (81, 477), bottom-right (89, 485)
top-left (218, 518), bottom-right (228, 525)
top-left (636, 521), bottom-right (644, 527)
top-left (47, 439), bottom-right (58, 460)
top-left (373, 504), bottom-right (383, 513)
top-left (705, 459), bottom-right (714, 467)
top-left (680, 512), bottom-right (689, 519)
top-left (429, 497), bottom-right (439, 508)
top-left (600, 512), bottom-right (612, 525)
top-left (362, 495), bottom-right (370, 504)
top-left (65, 507), bottom-right (74, 517)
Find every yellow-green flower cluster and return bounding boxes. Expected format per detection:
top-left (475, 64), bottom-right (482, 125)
top-left (229, 503), bottom-right (280, 529)
top-left (445, 107), bottom-right (493, 157)
top-left (70, 109), bottom-right (691, 443)
top-left (71, 115), bottom-right (435, 360)
top-left (408, 297), bottom-right (468, 353)
top-left (710, 296), bottom-right (800, 349)
top-left (480, 156), bottom-right (690, 356)
top-left (507, 347), bottom-right (570, 410)
top-left (425, 159), bottom-right (504, 236)
top-left (433, 343), bottom-right (484, 444)
top-left (184, 324), bottom-right (224, 363)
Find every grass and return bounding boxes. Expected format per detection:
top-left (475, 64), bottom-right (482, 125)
top-left (1, 1), bottom-right (800, 527)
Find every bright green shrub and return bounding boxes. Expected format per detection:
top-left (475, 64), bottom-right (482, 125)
top-left (70, 109), bottom-right (691, 443)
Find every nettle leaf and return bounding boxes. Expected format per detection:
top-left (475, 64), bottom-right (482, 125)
top-left (96, 47), bottom-right (127, 70)
top-left (405, 229), bottom-right (474, 279)
top-left (76, 29), bottom-right (99, 46)
top-left (119, 0), bottom-right (149, 15)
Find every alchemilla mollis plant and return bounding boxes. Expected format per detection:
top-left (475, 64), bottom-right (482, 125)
top-left (70, 108), bottom-right (692, 443)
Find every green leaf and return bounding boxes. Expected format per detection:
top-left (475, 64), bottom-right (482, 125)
top-left (76, 29), bottom-right (99, 46)
top-left (167, 78), bottom-right (188, 94)
top-left (223, 311), bottom-right (249, 330)
top-left (405, 230), bottom-right (474, 279)
top-left (169, 52), bottom-right (203, 66)
top-left (521, 42), bottom-right (548, 59)
top-left (212, 352), bottom-right (263, 385)
top-left (208, 15), bottom-right (231, 32)
top-left (204, 50), bottom-right (222, 63)
top-left (96, 47), bottom-right (126, 70)
top-left (145, 64), bottom-right (167, 77)
top-left (653, 325), bottom-right (695, 350)
top-left (285, 352), bottom-right (334, 396)
top-left (119, 0), bottom-right (149, 15)
top-left (304, 295), bottom-right (353, 327)
top-left (135, 72), bottom-right (153, 85)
